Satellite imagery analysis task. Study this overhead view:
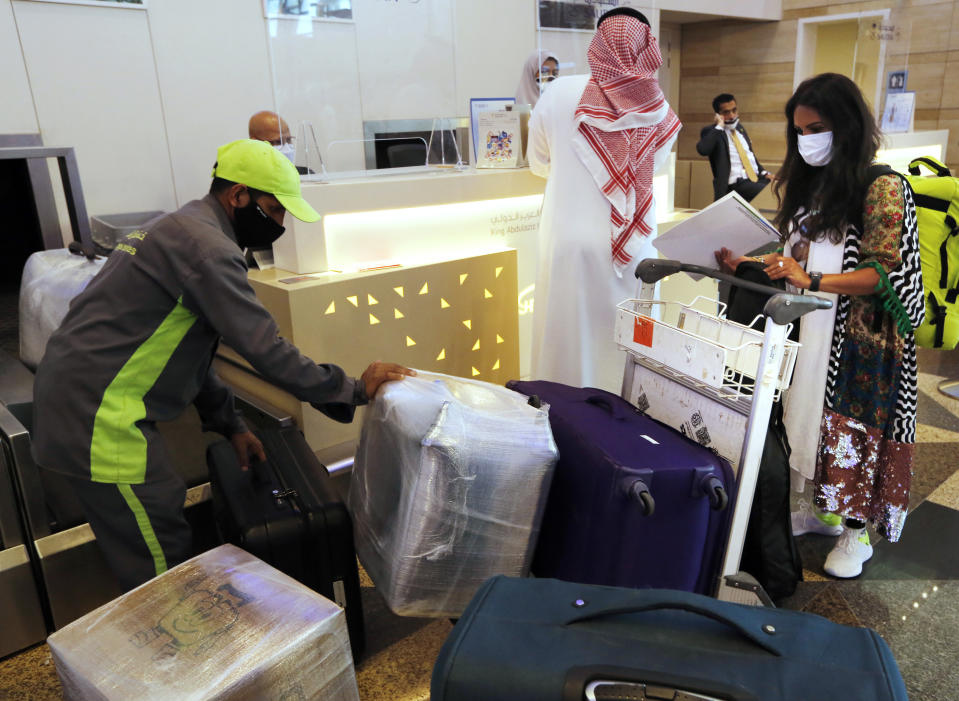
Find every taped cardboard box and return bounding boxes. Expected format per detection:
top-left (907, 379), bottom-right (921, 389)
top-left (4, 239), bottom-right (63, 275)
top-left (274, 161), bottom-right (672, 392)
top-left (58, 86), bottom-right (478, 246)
top-left (47, 544), bottom-right (359, 701)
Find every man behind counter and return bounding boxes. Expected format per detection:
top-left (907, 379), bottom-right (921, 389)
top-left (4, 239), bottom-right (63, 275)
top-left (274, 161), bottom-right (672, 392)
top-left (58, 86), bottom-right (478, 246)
top-left (32, 139), bottom-right (413, 591)
top-left (249, 110), bottom-right (316, 175)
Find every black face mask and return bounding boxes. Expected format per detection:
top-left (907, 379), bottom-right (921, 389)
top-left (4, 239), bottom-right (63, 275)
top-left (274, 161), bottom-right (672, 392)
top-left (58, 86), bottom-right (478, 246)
top-left (233, 197), bottom-right (285, 251)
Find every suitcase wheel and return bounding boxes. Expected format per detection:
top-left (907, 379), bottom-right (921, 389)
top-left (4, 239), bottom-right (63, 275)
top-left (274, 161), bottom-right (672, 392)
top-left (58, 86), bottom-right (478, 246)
top-left (703, 475), bottom-right (728, 511)
top-left (622, 478), bottom-right (655, 517)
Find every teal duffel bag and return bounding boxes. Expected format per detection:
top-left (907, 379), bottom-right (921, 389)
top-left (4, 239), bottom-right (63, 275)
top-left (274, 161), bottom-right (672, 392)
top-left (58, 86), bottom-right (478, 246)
top-left (431, 575), bottom-right (907, 701)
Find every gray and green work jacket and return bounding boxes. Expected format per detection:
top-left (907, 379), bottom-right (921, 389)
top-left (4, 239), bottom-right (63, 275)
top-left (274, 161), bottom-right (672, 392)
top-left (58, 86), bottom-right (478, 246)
top-left (33, 194), bottom-right (367, 485)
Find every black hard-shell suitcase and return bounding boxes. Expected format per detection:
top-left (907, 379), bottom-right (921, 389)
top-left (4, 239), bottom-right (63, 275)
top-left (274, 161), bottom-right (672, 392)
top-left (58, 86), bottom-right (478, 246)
top-left (431, 575), bottom-right (908, 701)
top-left (206, 426), bottom-right (365, 658)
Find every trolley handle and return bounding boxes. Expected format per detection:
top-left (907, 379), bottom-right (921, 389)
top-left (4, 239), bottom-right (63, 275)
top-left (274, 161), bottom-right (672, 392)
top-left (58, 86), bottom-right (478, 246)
top-left (635, 258), bottom-right (832, 326)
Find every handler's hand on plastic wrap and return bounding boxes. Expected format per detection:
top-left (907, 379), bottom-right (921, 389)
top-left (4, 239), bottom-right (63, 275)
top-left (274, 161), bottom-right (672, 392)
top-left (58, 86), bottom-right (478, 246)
top-left (362, 361), bottom-right (416, 400)
top-left (230, 430), bottom-right (266, 470)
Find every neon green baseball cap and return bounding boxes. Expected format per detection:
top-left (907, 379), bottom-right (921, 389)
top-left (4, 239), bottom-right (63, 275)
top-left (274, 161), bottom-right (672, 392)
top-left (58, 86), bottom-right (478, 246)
top-left (212, 139), bottom-right (320, 223)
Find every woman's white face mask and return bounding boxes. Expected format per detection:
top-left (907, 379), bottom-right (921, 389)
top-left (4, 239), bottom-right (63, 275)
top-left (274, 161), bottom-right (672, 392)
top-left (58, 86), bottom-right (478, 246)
top-left (797, 131), bottom-right (833, 167)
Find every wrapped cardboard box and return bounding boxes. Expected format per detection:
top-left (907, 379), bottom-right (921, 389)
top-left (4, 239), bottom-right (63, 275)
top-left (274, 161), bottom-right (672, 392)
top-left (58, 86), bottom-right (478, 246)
top-left (47, 544), bottom-right (359, 700)
top-left (349, 372), bottom-right (558, 618)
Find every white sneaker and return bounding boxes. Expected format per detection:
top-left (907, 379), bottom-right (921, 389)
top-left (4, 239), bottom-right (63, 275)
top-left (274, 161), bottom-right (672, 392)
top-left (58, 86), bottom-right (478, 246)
top-left (823, 527), bottom-right (873, 578)
top-left (791, 499), bottom-right (843, 536)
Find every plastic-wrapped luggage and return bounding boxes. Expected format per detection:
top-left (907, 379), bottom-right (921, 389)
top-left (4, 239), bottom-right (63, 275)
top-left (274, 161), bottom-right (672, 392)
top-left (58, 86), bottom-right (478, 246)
top-left (348, 371), bottom-right (558, 618)
top-left (47, 544), bottom-right (360, 701)
top-left (19, 247), bottom-right (106, 370)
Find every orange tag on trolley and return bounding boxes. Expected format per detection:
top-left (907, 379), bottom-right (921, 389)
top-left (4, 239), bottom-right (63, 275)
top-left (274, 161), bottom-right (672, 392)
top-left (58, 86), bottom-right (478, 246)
top-left (633, 315), bottom-right (654, 347)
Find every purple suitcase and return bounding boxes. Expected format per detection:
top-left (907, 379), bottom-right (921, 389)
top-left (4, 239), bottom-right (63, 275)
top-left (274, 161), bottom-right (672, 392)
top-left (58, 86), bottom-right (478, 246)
top-left (507, 380), bottom-right (735, 595)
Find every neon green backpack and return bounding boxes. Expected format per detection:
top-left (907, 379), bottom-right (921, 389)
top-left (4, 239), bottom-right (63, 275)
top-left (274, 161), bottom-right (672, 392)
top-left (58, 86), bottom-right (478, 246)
top-left (905, 157), bottom-right (959, 349)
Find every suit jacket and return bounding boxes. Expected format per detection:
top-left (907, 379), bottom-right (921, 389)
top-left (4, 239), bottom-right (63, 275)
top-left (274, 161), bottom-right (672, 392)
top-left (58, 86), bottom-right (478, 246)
top-left (696, 123), bottom-right (766, 201)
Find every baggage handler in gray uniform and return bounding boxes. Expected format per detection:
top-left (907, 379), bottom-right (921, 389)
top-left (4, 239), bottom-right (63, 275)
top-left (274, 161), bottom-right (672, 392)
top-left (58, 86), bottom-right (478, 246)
top-left (32, 139), bottom-right (414, 591)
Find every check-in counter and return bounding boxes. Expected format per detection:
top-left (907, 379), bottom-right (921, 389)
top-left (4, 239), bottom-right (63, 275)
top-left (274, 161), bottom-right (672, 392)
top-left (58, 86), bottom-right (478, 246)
top-left (271, 167), bottom-right (544, 377)
top-left (216, 248), bottom-right (520, 463)
top-left (226, 161), bottom-right (679, 462)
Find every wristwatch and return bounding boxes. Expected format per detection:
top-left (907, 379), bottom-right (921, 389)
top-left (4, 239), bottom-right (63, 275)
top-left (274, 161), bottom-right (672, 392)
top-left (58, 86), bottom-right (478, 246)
top-left (808, 271), bottom-right (822, 292)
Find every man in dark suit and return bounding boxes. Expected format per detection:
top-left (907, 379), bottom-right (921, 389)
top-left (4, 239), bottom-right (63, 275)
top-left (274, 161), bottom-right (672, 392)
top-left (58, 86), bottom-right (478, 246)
top-left (696, 93), bottom-right (772, 202)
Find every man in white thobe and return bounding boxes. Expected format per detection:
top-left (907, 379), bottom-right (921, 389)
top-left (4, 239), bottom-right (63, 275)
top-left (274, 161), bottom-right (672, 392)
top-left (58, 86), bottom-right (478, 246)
top-left (527, 8), bottom-right (680, 392)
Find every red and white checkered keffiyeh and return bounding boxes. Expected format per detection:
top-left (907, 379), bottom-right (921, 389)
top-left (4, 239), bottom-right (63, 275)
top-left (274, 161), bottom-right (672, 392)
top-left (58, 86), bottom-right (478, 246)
top-left (574, 15), bottom-right (681, 274)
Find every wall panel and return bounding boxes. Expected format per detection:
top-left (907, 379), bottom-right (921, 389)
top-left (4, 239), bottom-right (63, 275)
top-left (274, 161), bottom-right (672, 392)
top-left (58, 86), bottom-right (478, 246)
top-left (0, 0), bottom-right (37, 134)
top-left (12, 1), bottom-right (175, 218)
top-left (148, 0), bottom-right (274, 205)
top-left (680, 0), bottom-right (959, 174)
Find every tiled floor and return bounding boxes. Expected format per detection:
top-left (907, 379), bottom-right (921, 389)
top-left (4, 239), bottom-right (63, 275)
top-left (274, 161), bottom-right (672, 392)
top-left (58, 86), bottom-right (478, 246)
top-left (1, 332), bottom-right (958, 698)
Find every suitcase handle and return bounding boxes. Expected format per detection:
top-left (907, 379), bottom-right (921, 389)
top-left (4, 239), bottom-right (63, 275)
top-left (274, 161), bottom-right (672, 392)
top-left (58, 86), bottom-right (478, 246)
top-left (68, 240), bottom-right (100, 261)
top-left (636, 259), bottom-right (832, 325)
top-left (563, 666), bottom-right (758, 701)
top-left (585, 394), bottom-right (628, 420)
top-left (908, 156), bottom-right (951, 177)
top-left (564, 599), bottom-right (783, 657)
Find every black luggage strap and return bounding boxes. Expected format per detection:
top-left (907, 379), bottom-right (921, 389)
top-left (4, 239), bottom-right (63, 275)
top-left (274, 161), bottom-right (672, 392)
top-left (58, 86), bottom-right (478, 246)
top-left (913, 192), bottom-right (951, 213)
top-left (928, 292), bottom-right (947, 348)
top-left (943, 217), bottom-right (959, 302)
top-left (909, 157), bottom-right (952, 177)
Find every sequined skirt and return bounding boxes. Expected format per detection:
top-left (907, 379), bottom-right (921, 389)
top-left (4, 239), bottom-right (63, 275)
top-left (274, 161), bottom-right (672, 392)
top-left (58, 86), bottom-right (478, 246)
top-left (815, 408), bottom-right (911, 542)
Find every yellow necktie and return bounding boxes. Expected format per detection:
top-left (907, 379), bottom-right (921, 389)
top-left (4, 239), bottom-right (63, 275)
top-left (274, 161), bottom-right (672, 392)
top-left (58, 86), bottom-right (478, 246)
top-left (731, 130), bottom-right (758, 182)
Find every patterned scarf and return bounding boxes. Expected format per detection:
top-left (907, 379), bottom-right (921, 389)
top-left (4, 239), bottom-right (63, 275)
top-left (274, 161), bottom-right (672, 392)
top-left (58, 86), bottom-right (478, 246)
top-left (573, 15), bottom-right (681, 274)
top-left (823, 173), bottom-right (925, 444)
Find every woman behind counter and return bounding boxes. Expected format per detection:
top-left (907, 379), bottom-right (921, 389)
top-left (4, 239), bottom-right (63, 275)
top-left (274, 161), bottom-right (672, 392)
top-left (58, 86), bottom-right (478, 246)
top-left (719, 73), bottom-right (924, 579)
top-left (515, 49), bottom-right (560, 108)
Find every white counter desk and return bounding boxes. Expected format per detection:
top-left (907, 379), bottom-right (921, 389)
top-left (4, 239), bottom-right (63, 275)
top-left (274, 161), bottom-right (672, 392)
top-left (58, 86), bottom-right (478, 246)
top-left (219, 167), bottom-right (543, 462)
top-left (222, 162), bottom-right (682, 462)
top-left (273, 166), bottom-right (545, 374)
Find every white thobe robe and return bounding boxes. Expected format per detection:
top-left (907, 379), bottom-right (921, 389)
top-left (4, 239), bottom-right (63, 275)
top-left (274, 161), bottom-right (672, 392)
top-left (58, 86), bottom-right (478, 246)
top-left (527, 74), bottom-right (676, 392)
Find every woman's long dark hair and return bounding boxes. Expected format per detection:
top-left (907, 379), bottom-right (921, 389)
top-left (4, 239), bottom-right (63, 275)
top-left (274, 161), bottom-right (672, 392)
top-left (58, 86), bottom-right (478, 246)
top-left (773, 73), bottom-right (881, 244)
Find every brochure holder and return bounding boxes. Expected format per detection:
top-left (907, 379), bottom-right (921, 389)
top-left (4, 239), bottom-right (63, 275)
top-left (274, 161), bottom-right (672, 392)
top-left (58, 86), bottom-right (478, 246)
top-left (476, 111), bottom-right (523, 169)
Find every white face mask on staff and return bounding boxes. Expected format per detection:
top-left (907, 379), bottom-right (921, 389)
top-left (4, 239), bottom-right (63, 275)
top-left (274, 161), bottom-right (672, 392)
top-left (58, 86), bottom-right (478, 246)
top-left (797, 131), bottom-right (833, 167)
top-left (275, 142), bottom-right (296, 163)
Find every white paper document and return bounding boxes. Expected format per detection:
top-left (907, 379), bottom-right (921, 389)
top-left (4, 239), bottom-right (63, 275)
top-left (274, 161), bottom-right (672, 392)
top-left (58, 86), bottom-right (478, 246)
top-left (652, 190), bottom-right (780, 276)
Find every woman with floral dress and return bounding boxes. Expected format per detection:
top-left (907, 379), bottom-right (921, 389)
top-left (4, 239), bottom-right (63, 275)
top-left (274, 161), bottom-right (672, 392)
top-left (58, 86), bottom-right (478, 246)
top-left (717, 72), bottom-right (924, 578)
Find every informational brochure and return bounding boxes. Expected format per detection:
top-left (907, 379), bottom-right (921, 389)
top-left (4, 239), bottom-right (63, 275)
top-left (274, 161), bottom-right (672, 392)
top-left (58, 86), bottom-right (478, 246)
top-left (469, 97), bottom-right (514, 162)
top-left (652, 190), bottom-right (780, 277)
top-left (881, 91), bottom-right (915, 133)
top-left (476, 110), bottom-right (522, 169)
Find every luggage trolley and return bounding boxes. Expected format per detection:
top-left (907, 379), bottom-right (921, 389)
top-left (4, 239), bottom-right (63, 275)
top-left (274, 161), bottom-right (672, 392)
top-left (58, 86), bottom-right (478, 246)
top-left (617, 259), bottom-right (832, 606)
